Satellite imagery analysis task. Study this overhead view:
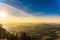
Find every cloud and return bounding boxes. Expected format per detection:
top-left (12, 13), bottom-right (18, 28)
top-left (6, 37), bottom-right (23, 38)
top-left (0, 2), bottom-right (34, 17)
top-left (0, 2), bottom-right (40, 24)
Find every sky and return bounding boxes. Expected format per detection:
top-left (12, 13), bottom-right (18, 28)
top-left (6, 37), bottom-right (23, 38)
top-left (1, 0), bottom-right (60, 16)
top-left (0, 0), bottom-right (60, 27)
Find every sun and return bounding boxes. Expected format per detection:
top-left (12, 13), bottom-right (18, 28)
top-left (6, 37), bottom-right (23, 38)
top-left (0, 12), bottom-right (7, 18)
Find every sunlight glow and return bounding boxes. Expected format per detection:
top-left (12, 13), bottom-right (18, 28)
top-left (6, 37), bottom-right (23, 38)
top-left (0, 12), bottom-right (7, 18)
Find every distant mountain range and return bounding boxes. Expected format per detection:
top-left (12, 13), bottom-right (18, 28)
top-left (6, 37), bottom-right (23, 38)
top-left (7, 23), bottom-right (60, 33)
